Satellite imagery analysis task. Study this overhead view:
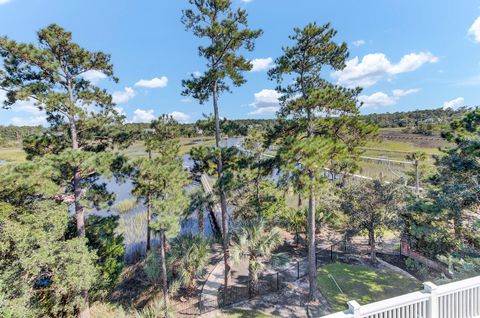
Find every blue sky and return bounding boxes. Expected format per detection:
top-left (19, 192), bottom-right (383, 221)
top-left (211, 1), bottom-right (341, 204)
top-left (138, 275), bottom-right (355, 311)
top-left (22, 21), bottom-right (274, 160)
top-left (1, 0), bottom-right (480, 125)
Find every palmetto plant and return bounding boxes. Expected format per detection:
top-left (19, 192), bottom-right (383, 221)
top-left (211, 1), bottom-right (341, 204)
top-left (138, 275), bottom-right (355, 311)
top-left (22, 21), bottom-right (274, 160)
top-left (168, 234), bottom-right (210, 293)
top-left (231, 220), bottom-right (283, 297)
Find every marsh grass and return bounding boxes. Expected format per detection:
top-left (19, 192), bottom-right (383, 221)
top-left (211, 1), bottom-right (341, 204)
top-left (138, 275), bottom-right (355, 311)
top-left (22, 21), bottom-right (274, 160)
top-left (118, 211), bottom-right (158, 264)
top-left (114, 199), bottom-right (138, 214)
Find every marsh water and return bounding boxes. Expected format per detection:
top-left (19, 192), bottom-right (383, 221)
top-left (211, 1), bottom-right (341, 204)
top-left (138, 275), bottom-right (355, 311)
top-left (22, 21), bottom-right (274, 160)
top-left (90, 138), bottom-right (244, 262)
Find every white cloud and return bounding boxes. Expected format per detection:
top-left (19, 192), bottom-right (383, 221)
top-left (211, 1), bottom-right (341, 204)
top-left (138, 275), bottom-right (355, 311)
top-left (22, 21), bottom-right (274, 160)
top-left (132, 109), bottom-right (156, 123)
top-left (11, 116), bottom-right (47, 126)
top-left (0, 0), bottom-right (11, 5)
top-left (352, 40), bottom-right (366, 47)
top-left (249, 89), bottom-right (282, 115)
top-left (114, 106), bottom-right (126, 116)
top-left (169, 111), bottom-right (191, 123)
top-left (388, 52), bottom-right (439, 74)
top-left (82, 70), bottom-right (107, 84)
top-left (0, 91), bottom-right (41, 115)
top-left (0, 90), bottom-right (42, 114)
top-left (359, 88), bottom-right (420, 109)
top-left (180, 98), bottom-right (192, 103)
top-left (442, 97), bottom-right (464, 110)
top-left (112, 87), bottom-right (135, 104)
top-left (135, 76), bottom-right (168, 88)
top-left (358, 92), bottom-right (396, 108)
top-left (13, 100), bottom-right (42, 114)
top-left (250, 57), bottom-right (273, 72)
top-left (392, 88), bottom-right (420, 97)
top-left (331, 52), bottom-right (438, 88)
top-left (468, 17), bottom-right (480, 43)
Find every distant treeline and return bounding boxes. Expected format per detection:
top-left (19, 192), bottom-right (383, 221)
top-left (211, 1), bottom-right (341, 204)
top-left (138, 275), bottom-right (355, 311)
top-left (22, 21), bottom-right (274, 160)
top-left (0, 108), bottom-right (471, 145)
top-left (361, 107), bottom-right (471, 128)
top-left (0, 125), bottom-right (45, 146)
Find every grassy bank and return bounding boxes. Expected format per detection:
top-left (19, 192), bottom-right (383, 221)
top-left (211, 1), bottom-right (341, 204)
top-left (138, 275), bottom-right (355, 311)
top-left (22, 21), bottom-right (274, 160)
top-left (0, 147), bottom-right (27, 163)
top-left (317, 263), bottom-right (420, 312)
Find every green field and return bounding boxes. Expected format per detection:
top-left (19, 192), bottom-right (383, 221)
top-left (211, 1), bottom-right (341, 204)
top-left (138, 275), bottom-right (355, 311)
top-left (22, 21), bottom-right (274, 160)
top-left (0, 147), bottom-right (27, 163)
top-left (317, 263), bottom-right (420, 312)
top-left (0, 137), bottom-right (217, 164)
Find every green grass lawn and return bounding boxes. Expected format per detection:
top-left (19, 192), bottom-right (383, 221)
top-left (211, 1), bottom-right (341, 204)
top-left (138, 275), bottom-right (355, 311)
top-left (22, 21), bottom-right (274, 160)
top-left (317, 263), bottom-right (420, 312)
top-left (365, 140), bottom-right (442, 156)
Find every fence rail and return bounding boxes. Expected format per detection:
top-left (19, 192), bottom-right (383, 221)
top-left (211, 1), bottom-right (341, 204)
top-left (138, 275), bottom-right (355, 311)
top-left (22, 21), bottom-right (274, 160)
top-left (320, 276), bottom-right (480, 318)
top-left (174, 240), bottom-right (403, 317)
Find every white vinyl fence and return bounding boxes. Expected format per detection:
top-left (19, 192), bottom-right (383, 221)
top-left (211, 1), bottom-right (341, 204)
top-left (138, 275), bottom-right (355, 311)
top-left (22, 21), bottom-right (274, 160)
top-left (320, 276), bottom-right (480, 318)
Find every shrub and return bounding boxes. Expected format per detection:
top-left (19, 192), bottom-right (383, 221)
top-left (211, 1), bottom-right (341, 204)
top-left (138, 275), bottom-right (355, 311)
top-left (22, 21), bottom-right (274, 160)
top-left (405, 257), bottom-right (429, 278)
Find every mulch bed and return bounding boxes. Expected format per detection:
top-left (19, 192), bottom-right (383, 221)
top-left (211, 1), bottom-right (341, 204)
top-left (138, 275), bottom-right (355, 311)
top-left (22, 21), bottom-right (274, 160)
top-left (377, 253), bottom-right (442, 281)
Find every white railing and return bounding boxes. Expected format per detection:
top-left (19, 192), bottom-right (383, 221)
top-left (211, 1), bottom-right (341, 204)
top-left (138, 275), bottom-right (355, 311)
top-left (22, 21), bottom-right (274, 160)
top-left (320, 276), bottom-right (480, 318)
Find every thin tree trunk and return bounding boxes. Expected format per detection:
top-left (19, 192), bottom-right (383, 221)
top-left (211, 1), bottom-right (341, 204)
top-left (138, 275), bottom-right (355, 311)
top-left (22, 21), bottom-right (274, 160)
top-left (73, 167), bottom-right (85, 237)
top-left (67, 97), bottom-right (90, 318)
top-left (146, 195), bottom-right (152, 251)
top-left (213, 80), bottom-right (230, 301)
top-left (308, 181), bottom-right (317, 300)
top-left (369, 230), bottom-right (376, 263)
top-left (198, 206), bottom-right (204, 234)
top-left (306, 107), bottom-right (317, 300)
top-left (248, 257), bottom-right (258, 298)
top-left (159, 230), bottom-right (169, 318)
top-left (147, 150), bottom-right (152, 251)
top-left (415, 159), bottom-right (420, 195)
top-left (297, 194), bottom-right (302, 247)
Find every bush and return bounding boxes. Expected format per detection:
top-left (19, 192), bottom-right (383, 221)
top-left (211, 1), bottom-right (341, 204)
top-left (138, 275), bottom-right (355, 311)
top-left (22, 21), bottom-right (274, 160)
top-left (405, 257), bottom-right (429, 278)
top-left (67, 215), bottom-right (125, 300)
top-left (143, 250), bottom-right (161, 286)
top-left (133, 297), bottom-right (175, 318)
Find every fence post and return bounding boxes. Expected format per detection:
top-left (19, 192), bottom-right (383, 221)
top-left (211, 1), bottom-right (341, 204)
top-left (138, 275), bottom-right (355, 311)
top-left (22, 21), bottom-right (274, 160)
top-left (297, 261), bottom-right (300, 279)
top-left (347, 300), bottom-right (361, 318)
top-left (424, 282), bottom-right (438, 318)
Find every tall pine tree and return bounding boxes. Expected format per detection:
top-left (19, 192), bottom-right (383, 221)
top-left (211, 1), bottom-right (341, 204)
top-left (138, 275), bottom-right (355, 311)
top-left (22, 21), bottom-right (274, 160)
top-left (268, 22), bottom-right (376, 299)
top-left (181, 0), bottom-right (262, 293)
top-left (0, 24), bottom-right (125, 318)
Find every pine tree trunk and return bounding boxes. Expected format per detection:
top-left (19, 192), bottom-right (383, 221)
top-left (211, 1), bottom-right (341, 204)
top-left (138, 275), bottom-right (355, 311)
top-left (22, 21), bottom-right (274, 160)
top-left (146, 195), bottom-right (152, 251)
top-left (248, 257), bottom-right (258, 298)
top-left (159, 230), bottom-right (169, 318)
top-left (213, 80), bottom-right (230, 301)
top-left (369, 229), bottom-right (376, 263)
top-left (147, 150), bottom-right (152, 251)
top-left (198, 206), bottom-right (204, 235)
top-left (308, 181), bottom-right (317, 300)
top-left (67, 103), bottom-right (90, 318)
